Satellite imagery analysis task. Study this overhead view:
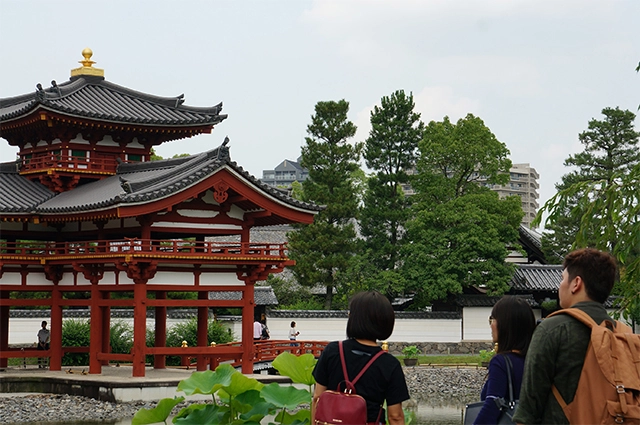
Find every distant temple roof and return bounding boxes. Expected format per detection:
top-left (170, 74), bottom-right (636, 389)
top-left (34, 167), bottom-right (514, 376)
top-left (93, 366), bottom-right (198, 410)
top-left (510, 264), bottom-right (563, 291)
top-left (209, 286), bottom-right (278, 305)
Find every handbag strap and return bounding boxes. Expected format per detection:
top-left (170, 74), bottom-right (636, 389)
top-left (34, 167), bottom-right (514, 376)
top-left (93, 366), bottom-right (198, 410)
top-left (338, 340), bottom-right (386, 387)
top-left (502, 354), bottom-right (515, 404)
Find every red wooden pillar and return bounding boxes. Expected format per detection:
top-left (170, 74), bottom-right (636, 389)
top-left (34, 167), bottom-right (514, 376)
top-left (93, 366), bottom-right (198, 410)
top-left (89, 285), bottom-right (103, 374)
top-left (154, 291), bottom-right (167, 369)
top-left (101, 292), bottom-right (111, 366)
top-left (49, 287), bottom-right (63, 371)
top-left (241, 282), bottom-right (255, 374)
top-left (0, 291), bottom-right (9, 368)
top-left (132, 281), bottom-right (147, 377)
top-left (197, 291), bottom-right (208, 371)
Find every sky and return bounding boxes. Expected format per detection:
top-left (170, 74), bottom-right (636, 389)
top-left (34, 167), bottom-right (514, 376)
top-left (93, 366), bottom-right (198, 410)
top-left (1, 0), bottom-right (639, 229)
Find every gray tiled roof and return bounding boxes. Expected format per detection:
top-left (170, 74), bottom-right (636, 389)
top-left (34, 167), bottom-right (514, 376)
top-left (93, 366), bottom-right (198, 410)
top-left (510, 264), bottom-right (563, 291)
top-left (0, 161), bottom-right (55, 212)
top-left (208, 286), bottom-right (278, 305)
top-left (456, 294), bottom-right (539, 308)
top-left (0, 144), bottom-right (322, 217)
top-left (267, 309), bottom-right (461, 319)
top-left (1, 76), bottom-right (226, 127)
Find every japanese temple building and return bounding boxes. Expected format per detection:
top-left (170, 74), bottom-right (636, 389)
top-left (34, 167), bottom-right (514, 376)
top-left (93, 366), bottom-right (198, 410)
top-left (0, 49), bottom-right (321, 376)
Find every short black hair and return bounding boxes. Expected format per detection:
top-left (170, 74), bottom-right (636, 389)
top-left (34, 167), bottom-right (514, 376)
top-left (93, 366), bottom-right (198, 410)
top-left (491, 296), bottom-right (536, 356)
top-left (290, 321), bottom-right (296, 327)
top-left (346, 291), bottom-right (395, 341)
top-left (564, 248), bottom-right (617, 304)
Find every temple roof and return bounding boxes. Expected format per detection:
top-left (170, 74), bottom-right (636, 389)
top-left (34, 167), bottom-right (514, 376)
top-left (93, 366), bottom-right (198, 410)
top-left (510, 264), bottom-right (563, 291)
top-left (0, 76), bottom-right (227, 128)
top-left (0, 161), bottom-right (55, 212)
top-left (0, 143), bottom-right (322, 223)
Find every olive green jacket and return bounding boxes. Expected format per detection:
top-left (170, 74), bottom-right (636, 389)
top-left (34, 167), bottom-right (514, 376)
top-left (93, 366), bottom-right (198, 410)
top-left (512, 301), bottom-right (613, 424)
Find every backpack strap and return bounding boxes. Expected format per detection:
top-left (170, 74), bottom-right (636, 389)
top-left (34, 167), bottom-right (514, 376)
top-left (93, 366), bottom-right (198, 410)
top-left (338, 340), bottom-right (386, 388)
top-left (502, 354), bottom-right (515, 404)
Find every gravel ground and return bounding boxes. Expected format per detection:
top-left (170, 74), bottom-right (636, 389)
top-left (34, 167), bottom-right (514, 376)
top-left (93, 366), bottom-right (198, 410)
top-left (0, 367), bottom-right (487, 424)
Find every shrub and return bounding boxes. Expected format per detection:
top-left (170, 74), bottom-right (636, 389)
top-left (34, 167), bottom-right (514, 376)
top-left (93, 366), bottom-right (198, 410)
top-left (110, 320), bottom-right (133, 354)
top-left (61, 319), bottom-right (91, 366)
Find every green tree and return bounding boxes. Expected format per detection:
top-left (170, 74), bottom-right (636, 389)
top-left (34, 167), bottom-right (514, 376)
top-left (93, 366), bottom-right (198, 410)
top-left (535, 107), bottom-right (640, 320)
top-left (356, 90), bottom-right (424, 297)
top-left (403, 114), bottom-right (522, 309)
top-left (287, 100), bottom-right (363, 309)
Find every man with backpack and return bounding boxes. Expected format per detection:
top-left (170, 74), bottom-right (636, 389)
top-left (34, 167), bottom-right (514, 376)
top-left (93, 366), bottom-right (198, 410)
top-left (513, 248), bottom-right (640, 424)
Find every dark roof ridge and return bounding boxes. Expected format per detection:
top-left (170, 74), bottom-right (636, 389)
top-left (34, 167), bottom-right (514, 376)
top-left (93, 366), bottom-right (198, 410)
top-left (0, 161), bottom-right (19, 173)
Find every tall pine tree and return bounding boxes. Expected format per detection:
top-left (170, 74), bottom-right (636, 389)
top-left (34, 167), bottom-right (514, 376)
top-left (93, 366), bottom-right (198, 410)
top-left (287, 100), bottom-right (363, 309)
top-left (356, 90), bottom-right (424, 298)
top-left (536, 107), bottom-right (640, 320)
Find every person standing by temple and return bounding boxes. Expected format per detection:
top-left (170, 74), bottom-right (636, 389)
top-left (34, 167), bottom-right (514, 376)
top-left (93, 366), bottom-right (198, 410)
top-left (37, 321), bottom-right (50, 368)
top-left (289, 321), bottom-right (300, 347)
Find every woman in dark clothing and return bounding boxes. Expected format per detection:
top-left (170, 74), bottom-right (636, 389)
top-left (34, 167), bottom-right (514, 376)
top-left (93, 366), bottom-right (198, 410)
top-left (311, 291), bottom-right (410, 425)
top-left (473, 296), bottom-right (536, 425)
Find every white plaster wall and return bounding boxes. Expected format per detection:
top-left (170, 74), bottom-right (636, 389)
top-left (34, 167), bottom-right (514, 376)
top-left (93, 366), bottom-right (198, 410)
top-left (463, 307), bottom-right (493, 341)
top-left (463, 307), bottom-right (542, 341)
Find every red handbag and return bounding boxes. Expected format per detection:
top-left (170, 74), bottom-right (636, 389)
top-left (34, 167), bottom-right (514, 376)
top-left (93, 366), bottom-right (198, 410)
top-left (314, 341), bottom-right (385, 425)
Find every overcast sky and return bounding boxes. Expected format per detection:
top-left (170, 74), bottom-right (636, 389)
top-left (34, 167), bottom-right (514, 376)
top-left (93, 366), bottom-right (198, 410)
top-left (1, 0), bottom-right (639, 228)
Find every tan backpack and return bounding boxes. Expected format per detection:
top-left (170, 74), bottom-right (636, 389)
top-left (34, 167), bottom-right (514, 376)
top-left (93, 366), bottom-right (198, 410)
top-left (548, 308), bottom-right (640, 424)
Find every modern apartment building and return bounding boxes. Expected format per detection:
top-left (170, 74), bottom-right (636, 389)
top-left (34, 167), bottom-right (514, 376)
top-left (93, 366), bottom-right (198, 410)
top-left (262, 157), bottom-right (539, 227)
top-left (261, 157), bottom-right (308, 188)
top-left (478, 163), bottom-right (540, 227)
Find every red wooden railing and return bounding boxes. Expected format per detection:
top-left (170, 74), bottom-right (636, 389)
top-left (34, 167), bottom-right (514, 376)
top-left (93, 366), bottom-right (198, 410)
top-left (0, 340), bottom-right (329, 371)
top-left (20, 155), bottom-right (121, 174)
top-left (0, 239), bottom-right (288, 260)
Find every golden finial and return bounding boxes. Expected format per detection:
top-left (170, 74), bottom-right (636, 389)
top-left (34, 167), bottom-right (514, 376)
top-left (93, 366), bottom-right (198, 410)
top-left (381, 341), bottom-right (389, 352)
top-left (210, 342), bottom-right (217, 347)
top-left (79, 48), bottom-right (96, 67)
top-left (181, 340), bottom-right (188, 348)
top-left (71, 48), bottom-right (104, 78)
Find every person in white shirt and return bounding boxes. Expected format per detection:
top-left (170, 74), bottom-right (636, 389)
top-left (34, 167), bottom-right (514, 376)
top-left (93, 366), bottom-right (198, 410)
top-left (37, 321), bottom-right (50, 368)
top-left (289, 321), bottom-right (300, 346)
top-left (253, 319), bottom-right (262, 341)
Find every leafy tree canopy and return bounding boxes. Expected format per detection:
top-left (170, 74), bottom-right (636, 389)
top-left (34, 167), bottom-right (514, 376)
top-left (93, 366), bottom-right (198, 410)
top-left (403, 114), bottom-right (522, 308)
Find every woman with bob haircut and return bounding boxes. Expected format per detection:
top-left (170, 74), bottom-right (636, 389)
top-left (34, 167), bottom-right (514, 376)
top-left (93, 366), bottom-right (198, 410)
top-left (311, 291), bottom-right (410, 425)
top-left (472, 295), bottom-right (536, 424)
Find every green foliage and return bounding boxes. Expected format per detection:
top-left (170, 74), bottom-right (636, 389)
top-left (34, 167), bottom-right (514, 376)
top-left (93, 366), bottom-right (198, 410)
top-left (357, 90), bottom-right (423, 299)
top-left (479, 349), bottom-right (495, 363)
top-left (288, 99), bottom-right (363, 309)
top-left (132, 396), bottom-right (185, 425)
top-left (266, 275), bottom-right (314, 309)
top-left (61, 319), bottom-right (91, 366)
top-left (401, 345), bottom-right (420, 359)
top-left (134, 353), bottom-right (317, 425)
top-left (400, 114), bottom-right (522, 308)
top-left (541, 107), bottom-right (640, 260)
top-left (535, 108), bottom-right (640, 319)
top-left (403, 191), bottom-right (523, 308)
top-left (272, 352), bottom-right (317, 386)
top-left (110, 320), bottom-right (133, 354)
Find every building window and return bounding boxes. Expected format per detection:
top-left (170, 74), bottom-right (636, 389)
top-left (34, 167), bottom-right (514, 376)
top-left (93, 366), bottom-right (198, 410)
top-left (128, 154), bottom-right (142, 162)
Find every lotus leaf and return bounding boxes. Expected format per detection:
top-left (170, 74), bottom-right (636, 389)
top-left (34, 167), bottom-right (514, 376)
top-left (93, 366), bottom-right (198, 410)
top-left (219, 370), bottom-right (264, 397)
top-left (173, 404), bottom-right (228, 425)
top-left (260, 382), bottom-right (311, 409)
top-left (131, 396), bottom-right (184, 425)
top-left (272, 352), bottom-right (317, 385)
top-left (177, 364), bottom-right (235, 395)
